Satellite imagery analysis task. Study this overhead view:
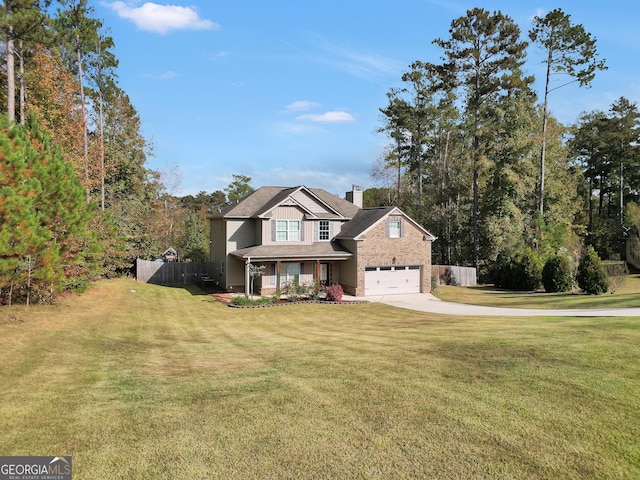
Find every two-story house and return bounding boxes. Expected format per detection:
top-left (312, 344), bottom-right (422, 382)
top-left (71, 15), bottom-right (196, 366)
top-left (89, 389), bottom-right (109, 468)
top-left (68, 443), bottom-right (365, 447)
top-left (209, 185), bottom-right (436, 297)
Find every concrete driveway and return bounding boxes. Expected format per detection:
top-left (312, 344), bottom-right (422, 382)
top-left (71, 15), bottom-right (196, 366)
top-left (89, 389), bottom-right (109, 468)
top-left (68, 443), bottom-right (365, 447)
top-left (362, 293), bottom-right (640, 317)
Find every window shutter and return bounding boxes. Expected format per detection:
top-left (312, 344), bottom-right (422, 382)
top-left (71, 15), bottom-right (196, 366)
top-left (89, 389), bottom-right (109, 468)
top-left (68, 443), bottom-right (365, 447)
top-left (329, 222), bottom-right (333, 239)
top-left (386, 220), bottom-right (390, 238)
top-left (300, 221), bottom-right (305, 241)
top-left (400, 219), bottom-right (405, 238)
top-left (271, 220), bottom-right (276, 242)
top-left (314, 221), bottom-right (318, 241)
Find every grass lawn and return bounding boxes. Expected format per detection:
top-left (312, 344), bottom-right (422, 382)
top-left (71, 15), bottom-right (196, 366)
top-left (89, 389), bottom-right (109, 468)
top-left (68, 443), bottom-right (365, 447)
top-left (1, 278), bottom-right (639, 479)
top-left (434, 274), bottom-right (640, 309)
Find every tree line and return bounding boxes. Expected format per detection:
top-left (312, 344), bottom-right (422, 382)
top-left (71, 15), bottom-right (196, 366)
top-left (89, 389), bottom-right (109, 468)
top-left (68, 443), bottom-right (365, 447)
top-left (2, 4), bottom-right (637, 302)
top-left (374, 7), bottom-right (639, 282)
top-left (0, 1), bottom-right (247, 304)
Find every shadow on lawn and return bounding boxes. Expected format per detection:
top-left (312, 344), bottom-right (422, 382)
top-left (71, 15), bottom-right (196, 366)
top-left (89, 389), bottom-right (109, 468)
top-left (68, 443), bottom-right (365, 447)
top-left (165, 284), bottom-right (218, 296)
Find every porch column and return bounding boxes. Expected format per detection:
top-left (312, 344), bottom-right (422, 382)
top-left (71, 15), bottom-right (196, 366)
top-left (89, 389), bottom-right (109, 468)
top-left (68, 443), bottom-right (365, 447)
top-left (245, 257), bottom-right (250, 298)
top-left (276, 260), bottom-right (281, 294)
top-left (316, 259), bottom-right (321, 284)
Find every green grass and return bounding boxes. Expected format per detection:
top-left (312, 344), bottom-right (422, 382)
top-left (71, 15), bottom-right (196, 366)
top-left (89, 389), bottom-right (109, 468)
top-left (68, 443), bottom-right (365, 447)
top-left (434, 274), bottom-right (640, 309)
top-left (1, 278), bottom-right (639, 479)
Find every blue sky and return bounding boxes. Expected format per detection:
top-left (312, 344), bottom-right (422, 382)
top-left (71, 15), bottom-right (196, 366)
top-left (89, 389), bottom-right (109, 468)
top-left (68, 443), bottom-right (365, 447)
top-left (93, 0), bottom-right (640, 197)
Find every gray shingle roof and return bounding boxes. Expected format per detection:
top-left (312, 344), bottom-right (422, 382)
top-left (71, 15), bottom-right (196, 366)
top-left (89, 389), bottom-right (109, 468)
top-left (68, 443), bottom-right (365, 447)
top-left (335, 207), bottom-right (395, 239)
top-left (336, 206), bottom-right (437, 240)
top-left (230, 241), bottom-right (353, 260)
top-left (210, 186), bottom-right (360, 219)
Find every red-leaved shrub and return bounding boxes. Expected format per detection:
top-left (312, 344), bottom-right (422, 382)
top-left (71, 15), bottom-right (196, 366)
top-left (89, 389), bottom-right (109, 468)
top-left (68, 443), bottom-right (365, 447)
top-left (325, 284), bottom-right (344, 302)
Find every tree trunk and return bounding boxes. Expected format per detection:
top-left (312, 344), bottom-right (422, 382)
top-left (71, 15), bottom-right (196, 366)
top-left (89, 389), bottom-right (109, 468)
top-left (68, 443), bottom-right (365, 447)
top-left (619, 161), bottom-right (624, 225)
top-left (99, 89), bottom-right (105, 210)
top-left (19, 40), bottom-right (25, 124)
top-left (76, 39), bottom-right (90, 204)
top-left (396, 136), bottom-right (402, 206)
top-left (472, 72), bottom-right (481, 270)
top-left (6, 26), bottom-right (15, 123)
top-left (538, 52), bottom-right (552, 216)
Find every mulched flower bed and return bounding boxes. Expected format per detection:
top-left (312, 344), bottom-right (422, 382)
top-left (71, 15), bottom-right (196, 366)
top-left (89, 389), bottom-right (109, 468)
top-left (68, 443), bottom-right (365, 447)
top-left (211, 293), bottom-right (365, 308)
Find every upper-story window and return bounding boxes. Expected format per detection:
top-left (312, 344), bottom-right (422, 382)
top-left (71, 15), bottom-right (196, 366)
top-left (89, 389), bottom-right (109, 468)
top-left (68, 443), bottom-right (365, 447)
top-left (319, 220), bottom-right (330, 241)
top-left (276, 220), bottom-right (300, 241)
top-left (388, 220), bottom-right (401, 238)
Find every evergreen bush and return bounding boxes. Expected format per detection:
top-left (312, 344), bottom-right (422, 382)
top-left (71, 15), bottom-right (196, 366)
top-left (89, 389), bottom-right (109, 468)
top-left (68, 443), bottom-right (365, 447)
top-left (577, 246), bottom-right (609, 295)
top-left (490, 249), bottom-right (541, 291)
top-left (230, 295), bottom-right (279, 307)
top-left (542, 255), bottom-right (573, 293)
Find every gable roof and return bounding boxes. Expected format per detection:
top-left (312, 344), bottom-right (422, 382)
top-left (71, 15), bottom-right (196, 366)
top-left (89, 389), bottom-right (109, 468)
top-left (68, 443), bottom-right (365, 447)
top-left (336, 207), bottom-right (393, 239)
top-left (210, 185), bottom-right (360, 219)
top-left (336, 206), bottom-right (436, 241)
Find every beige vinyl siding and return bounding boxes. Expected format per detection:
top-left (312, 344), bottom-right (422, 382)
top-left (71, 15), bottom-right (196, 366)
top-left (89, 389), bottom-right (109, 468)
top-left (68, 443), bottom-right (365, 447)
top-left (271, 206), bottom-right (305, 220)
top-left (300, 262), bottom-right (315, 284)
top-left (223, 219), bottom-right (255, 291)
top-left (226, 219), bottom-right (255, 251)
top-left (263, 206), bottom-right (313, 245)
top-left (291, 190), bottom-right (333, 215)
top-left (225, 256), bottom-right (245, 291)
top-left (337, 239), bottom-right (359, 294)
top-left (255, 219), bottom-right (263, 245)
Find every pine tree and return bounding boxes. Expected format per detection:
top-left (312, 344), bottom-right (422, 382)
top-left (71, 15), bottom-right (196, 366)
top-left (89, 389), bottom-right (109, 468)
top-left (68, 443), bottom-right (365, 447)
top-left (434, 8), bottom-right (533, 268)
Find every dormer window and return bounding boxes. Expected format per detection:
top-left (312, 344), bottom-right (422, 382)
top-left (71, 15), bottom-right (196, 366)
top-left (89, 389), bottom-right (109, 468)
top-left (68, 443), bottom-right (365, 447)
top-left (276, 220), bottom-right (300, 241)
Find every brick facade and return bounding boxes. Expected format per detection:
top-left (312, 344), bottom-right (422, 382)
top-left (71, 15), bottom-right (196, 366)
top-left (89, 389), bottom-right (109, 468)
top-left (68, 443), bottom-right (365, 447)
top-left (350, 216), bottom-right (432, 296)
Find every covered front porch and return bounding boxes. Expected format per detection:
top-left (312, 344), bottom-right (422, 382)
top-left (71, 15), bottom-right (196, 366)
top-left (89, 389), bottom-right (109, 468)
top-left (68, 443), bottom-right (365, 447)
top-left (229, 243), bottom-right (352, 297)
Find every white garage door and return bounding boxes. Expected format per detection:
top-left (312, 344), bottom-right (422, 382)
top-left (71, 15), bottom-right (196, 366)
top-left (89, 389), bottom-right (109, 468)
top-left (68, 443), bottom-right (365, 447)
top-left (365, 266), bottom-right (421, 295)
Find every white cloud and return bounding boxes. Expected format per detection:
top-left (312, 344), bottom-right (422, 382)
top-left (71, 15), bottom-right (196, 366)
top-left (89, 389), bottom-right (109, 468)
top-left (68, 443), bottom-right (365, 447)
top-left (529, 8), bottom-right (547, 21)
top-left (309, 36), bottom-right (402, 82)
top-left (143, 70), bottom-right (180, 79)
top-left (297, 111), bottom-right (355, 123)
top-left (107, 2), bottom-right (219, 34)
top-left (285, 100), bottom-right (321, 112)
top-left (158, 70), bottom-right (180, 79)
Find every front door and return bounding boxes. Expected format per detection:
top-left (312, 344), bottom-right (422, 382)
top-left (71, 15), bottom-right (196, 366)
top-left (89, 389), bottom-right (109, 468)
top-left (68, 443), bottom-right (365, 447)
top-left (320, 263), bottom-right (328, 285)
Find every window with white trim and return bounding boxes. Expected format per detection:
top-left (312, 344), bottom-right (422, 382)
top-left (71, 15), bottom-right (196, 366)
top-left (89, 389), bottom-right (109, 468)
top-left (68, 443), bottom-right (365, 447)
top-left (280, 262), bottom-right (300, 286)
top-left (319, 220), bottom-right (330, 241)
top-left (276, 220), bottom-right (300, 241)
top-left (388, 220), bottom-right (401, 238)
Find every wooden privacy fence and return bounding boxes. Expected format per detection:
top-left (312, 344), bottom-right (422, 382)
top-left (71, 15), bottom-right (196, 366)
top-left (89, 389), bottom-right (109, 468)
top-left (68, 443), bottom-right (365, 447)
top-left (432, 265), bottom-right (477, 286)
top-left (136, 259), bottom-right (216, 286)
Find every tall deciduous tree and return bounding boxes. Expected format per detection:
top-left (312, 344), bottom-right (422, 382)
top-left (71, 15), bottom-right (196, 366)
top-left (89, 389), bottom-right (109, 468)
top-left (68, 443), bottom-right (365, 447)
top-left (24, 47), bottom-right (84, 173)
top-left (86, 29), bottom-right (118, 210)
top-left (54, 0), bottom-right (102, 201)
top-left (434, 8), bottom-right (532, 268)
top-left (529, 8), bottom-right (606, 216)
